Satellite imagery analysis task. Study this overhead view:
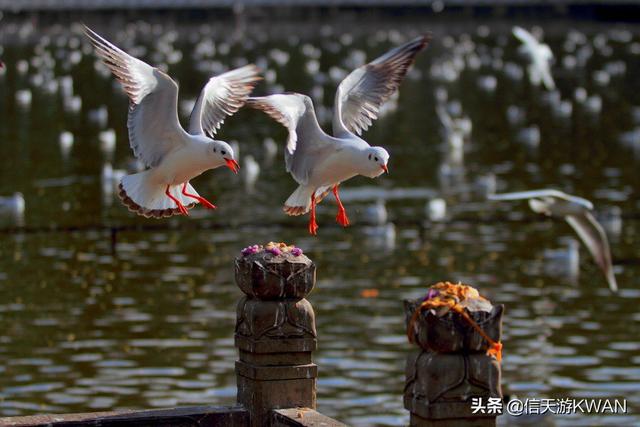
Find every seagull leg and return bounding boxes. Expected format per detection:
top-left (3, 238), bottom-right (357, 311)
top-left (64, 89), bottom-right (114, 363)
top-left (333, 185), bottom-right (350, 227)
top-left (308, 191), bottom-right (318, 236)
top-left (165, 185), bottom-right (189, 216)
top-left (181, 182), bottom-right (216, 209)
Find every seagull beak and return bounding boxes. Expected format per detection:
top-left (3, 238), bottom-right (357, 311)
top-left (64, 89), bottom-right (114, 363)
top-left (225, 158), bottom-right (240, 174)
top-left (381, 164), bottom-right (389, 174)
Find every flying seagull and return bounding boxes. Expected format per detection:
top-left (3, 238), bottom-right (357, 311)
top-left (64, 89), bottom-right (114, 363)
top-left (489, 189), bottom-right (618, 292)
top-left (247, 35), bottom-right (429, 235)
top-left (512, 26), bottom-right (555, 90)
top-left (85, 26), bottom-right (261, 218)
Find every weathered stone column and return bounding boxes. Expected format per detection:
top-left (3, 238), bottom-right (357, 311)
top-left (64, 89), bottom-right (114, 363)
top-left (234, 243), bottom-right (317, 427)
top-left (404, 282), bottom-right (504, 427)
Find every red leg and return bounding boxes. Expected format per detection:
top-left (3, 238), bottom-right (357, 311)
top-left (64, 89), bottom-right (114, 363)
top-left (333, 185), bottom-right (350, 227)
top-left (181, 182), bottom-right (216, 209)
top-left (308, 191), bottom-right (319, 236)
top-left (165, 185), bottom-right (189, 216)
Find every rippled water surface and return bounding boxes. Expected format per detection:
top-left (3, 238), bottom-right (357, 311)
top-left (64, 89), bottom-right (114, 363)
top-left (0, 13), bottom-right (639, 426)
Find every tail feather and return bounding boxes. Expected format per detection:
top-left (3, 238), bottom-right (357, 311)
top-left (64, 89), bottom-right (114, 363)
top-left (284, 185), bottom-right (332, 216)
top-left (118, 171), bottom-right (198, 218)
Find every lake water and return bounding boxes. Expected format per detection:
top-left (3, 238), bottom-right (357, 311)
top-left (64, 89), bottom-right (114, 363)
top-left (0, 13), bottom-right (638, 426)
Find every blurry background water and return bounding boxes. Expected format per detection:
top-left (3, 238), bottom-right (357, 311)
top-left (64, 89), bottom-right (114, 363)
top-left (0, 9), bottom-right (639, 426)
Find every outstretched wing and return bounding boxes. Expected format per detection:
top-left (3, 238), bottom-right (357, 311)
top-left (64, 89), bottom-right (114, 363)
top-left (436, 105), bottom-right (454, 137)
top-left (85, 26), bottom-right (184, 168)
top-left (512, 26), bottom-right (539, 49)
top-left (188, 65), bottom-right (261, 137)
top-left (333, 35), bottom-right (429, 137)
top-left (566, 213), bottom-right (618, 292)
top-left (489, 189), bottom-right (593, 210)
top-left (538, 60), bottom-right (556, 90)
top-left (247, 93), bottom-right (335, 184)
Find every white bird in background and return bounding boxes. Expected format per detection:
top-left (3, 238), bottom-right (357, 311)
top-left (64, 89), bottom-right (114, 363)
top-left (262, 137), bottom-right (278, 164)
top-left (99, 128), bottom-right (116, 158)
top-left (436, 104), bottom-right (470, 143)
top-left (426, 198), bottom-right (447, 222)
top-left (0, 192), bottom-right (25, 222)
top-left (362, 199), bottom-right (388, 226)
top-left (58, 131), bottom-right (74, 158)
top-left (512, 26), bottom-right (555, 90)
top-left (489, 189), bottom-right (618, 292)
top-left (247, 35), bottom-right (429, 235)
top-left (85, 26), bottom-right (260, 218)
top-left (543, 238), bottom-right (580, 281)
top-left (242, 154), bottom-right (260, 193)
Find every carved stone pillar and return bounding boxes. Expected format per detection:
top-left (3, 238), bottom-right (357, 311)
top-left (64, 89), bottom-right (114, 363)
top-left (404, 283), bottom-right (504, 427)
top-left (234, 243), bottom-right (317, 427)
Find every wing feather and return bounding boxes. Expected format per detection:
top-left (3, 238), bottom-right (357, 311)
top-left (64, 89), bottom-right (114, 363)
top-left (512, 26), bottom-right (540, 49)
top-left (188, 65), bottom-right (261, 137)
top-left (333, 35), bottom-right (429, 137)
top-left (85, 26), bottom-right (184, 168)
top-left (566, 213), bottom-right (618, 292)
top-left (489, 189), bottom-right (593, 209)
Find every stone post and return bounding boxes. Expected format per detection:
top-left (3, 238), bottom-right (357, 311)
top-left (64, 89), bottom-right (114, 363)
top-left (404, 284), bottom-right (504, 427)
top-left (234, 244), bottom-right (317, 427)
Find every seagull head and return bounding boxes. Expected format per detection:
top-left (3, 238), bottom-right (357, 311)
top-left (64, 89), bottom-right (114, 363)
top-left (363, 147), bottom-right (390, 178)
top-left (210, 140), bottom-right (239, 174)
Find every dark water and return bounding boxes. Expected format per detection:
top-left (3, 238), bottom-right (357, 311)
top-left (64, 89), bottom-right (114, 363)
top-left (0, 14), bottom-right (639, 426)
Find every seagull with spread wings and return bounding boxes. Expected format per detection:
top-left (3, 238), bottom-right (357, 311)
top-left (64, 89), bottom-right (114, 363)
top-left (489, 189), bottom-right (619, 292)
top-left (85, 26), bottom-right (261, 218)
top-left (513, 26), bottom-right (555, 90)
top-left (247, 35), bottom-right (429, 235)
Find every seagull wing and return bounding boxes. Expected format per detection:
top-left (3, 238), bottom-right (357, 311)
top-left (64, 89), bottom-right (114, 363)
top-left (247, 93), bottom-right (335, 185)
top-left (489, 189), bottom-right (567, 201)
top-left (489, 189), bottom-right (593, 209)
top-left (188, 65), bottom-right (261, 137)
top-left (512, 26), bottom-right (539, 49)
top-left (85, 26), bottom-right (184, 168)
top-left (566, 212), bottom-right (618, 292)
top-left (436, 105), bottom-right (454, 137)
top-left (539, 62), bottom-right (556, 90)
top-left (332, 35), bottom-right (429, 137)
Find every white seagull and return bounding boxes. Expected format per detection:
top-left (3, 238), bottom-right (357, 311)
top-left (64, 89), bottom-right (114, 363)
top-left (489, 189), bottom-right (618, 292)
top-left (85, 26), bottom-right (261, 218)
top-left (247, 35), bottom-right (429, 235)
top-left (512, 26), bottom-right (555, 90)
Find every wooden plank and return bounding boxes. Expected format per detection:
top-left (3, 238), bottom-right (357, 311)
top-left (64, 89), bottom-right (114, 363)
top-left (0, 405), bottom-right (249, 427)
top-left (270, 408), bottom-right (347, 427)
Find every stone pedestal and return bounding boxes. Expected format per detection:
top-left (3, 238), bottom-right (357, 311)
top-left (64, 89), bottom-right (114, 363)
top-left (234, 247), bottom-right (317, 427)
top-left (404, 288), bottom-right (504, 427)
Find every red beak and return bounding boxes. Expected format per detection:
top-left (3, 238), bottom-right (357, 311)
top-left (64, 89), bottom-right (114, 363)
top-left (225, 158), bottom-right (240, 174)
top-left (381, 164), bottom-right (389, 174)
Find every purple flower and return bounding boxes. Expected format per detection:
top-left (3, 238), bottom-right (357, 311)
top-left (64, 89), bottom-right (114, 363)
top-left (267, 246), bottom-right (282, 256)
top-left (291, 247), bottom-right (303, 257)
top-left (424, 288), bottom-right (438, 301)
top-left (241, 245), bottom-right (261, 256)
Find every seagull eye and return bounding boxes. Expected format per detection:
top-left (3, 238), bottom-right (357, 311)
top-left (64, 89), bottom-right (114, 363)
top-left (374, 156), bottom-right (379, 162)
top-left (221, 150), bottom-right (227, 155)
